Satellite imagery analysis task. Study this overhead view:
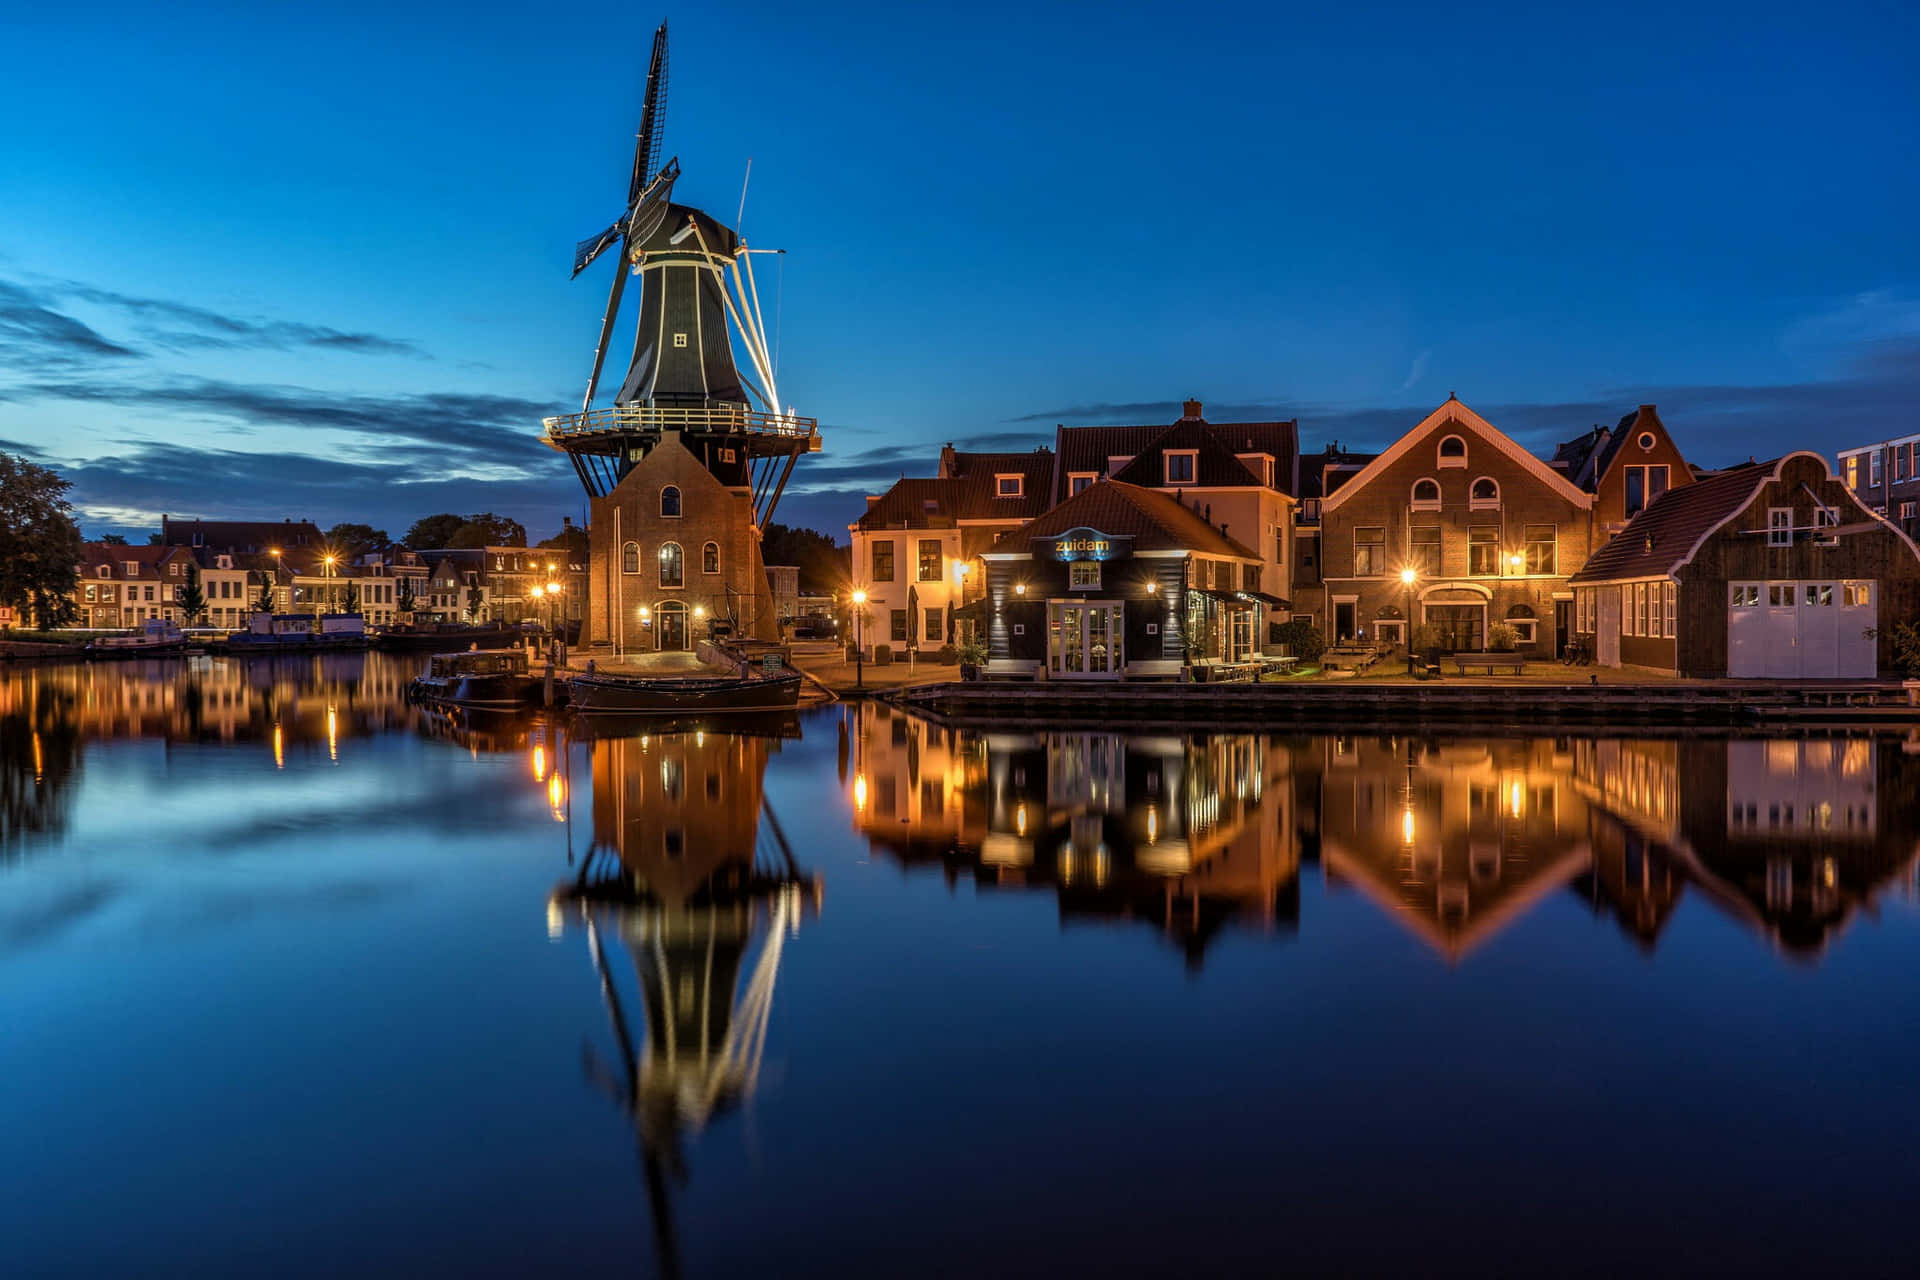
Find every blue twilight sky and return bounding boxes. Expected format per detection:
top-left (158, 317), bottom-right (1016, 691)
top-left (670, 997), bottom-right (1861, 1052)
top-left (2, 0), bottom-right (1915, 541)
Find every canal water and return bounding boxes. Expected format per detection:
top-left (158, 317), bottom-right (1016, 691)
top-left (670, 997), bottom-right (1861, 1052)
top-left (4, 654), bottom-right (1918, 1278)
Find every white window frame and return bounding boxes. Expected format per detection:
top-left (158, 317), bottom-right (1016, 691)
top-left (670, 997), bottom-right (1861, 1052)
top-left (1164, 450), bottom-right (1197, 486)
top-left (1436, 435), bottom-right (1468, 468)
top-left (994, 473), bottom-right (1024, 498)
top-left (1068, 561), bottom-right (1101, 591)
top-left (1767, 508), bottom-right (1792, 547)
top-left (1869, 451), bottom-right (1883, 486)
top-left (1510, 619), bottom-right (1538, 645)
top-left (1410, 478), bottom-right (1443, 511)
top-left (1069, 472), bottom-right (1097, 495)
top-left (1468, 477), bottom-right (1500, 510)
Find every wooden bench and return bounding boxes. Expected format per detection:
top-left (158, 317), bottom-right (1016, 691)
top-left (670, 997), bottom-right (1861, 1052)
top-left (1452, 653), bottom-right (1527, 676)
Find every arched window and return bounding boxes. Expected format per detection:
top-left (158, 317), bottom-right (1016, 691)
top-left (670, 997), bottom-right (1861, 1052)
top-left (1411, 478), bottom-right (1442, 509)
top-left (621, 541), bottom-right (640, 574)
top-left (702, 541), bottom-right (720, 574)
top-left (1437, 435), bottom-right (1467, 467)
top-left (659, 541), bottom-right (684, 587)
top-left (660, 485), bottom-right (681, 517)
top-left (1469, 477), bottom-right (1500, 508)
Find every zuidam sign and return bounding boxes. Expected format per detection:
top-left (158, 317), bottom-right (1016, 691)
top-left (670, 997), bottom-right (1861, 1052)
top-left (1037, 527), bottom-right (1132, 562)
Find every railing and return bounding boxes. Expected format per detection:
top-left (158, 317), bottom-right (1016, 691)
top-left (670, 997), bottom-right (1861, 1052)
top-left (542, 403), bottom-right (818, 441)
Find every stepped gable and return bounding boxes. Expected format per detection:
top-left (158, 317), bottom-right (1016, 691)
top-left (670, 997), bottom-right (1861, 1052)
top-left (1568, 461), bottom-right (1773, 583)
top-left (1015, 480), bottom-right (1258, 559)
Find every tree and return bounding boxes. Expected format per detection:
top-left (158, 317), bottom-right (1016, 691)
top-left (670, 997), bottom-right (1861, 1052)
top-left (447, 512), bottom-right (527, 548)
top-left (254, 577), bottom-right (276, 613)
top-left (0, 452), bottom-right (85, 632)
top-left (404, 513), bottom-right (467, 550)
top-left (396, 577), bottom-right (416, 614)
top-left (464, 584), bottom-right (484, 621)
top-left (100, 533), bottom-right (128, 546)
top-left (178, 563), bottom-right (207, 626)
top-left (145, 533), bottom-right (163, 545)
top-left (326, 522), bottom-right (390, 561)
top-left (761, 522), bottom-right (847, 596)
top-left (343, 580), bottom-right (361, 613)
top-left (537, 524), bottom-right (589, 561)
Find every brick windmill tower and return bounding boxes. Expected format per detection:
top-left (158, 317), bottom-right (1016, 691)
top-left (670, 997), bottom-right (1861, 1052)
top-left (543, 22), bottom-right (818, 652)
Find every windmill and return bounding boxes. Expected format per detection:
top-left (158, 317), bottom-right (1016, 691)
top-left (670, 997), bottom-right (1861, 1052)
top-left (543, 21), bottom-right (818, 530)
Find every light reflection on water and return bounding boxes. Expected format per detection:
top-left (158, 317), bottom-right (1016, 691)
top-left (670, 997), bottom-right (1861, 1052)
top-left (3, 655), bottom-right (1920, 1277)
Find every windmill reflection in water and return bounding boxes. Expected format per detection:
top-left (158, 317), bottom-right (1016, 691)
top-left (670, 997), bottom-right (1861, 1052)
top-left (547, 721), bottom-right (818, 1279)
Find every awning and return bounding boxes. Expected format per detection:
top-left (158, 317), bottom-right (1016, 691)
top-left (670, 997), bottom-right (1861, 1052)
top-left (1190, 587), bottom-right (1291, 609)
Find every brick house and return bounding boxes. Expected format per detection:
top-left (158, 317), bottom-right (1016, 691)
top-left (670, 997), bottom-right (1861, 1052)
top-left (1836, 432), bottom-right (1920, 540)
top-left (1567, 452), bottom-right (1920, 677)
top-left (1289, 443), bottom-right (1377, 634)
top-left (849, 447), bottom-right (1055, 653)
top-left (586, 431), bottom-right (776, 651)
top-left (1552, 405), bottom-right (1696, 542)
top-left (1317, 397), bottom-right (1595, 654)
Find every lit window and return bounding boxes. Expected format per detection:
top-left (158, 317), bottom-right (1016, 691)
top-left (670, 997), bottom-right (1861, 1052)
top-left (658, 542), bottom-right (683, 587)
top-left (1069, 561), bottom-right (1101, 590)
top-left (1468, 527), bottom-right (1498, 575)
top-left (917, 539), bottom-right (943, 582)
top-left (1410, 527), bottom-right (1440, 576)
top-left (1524, 525), bottom-right (1556, 574)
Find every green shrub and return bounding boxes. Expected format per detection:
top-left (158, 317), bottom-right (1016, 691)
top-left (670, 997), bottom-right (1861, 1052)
top-left (956, 639), bottom-right (987, 666)
top-left (1411, 623), bottom-right (1444, 654)
top-left (1488, 622), bottom-right (1518, 651)
top-left (1270, 618), bottom-right (1326, 665)
top-left (1891, 621), bottom-right (1920, 678)
top-left (935, 643), bottom-right (958, 664)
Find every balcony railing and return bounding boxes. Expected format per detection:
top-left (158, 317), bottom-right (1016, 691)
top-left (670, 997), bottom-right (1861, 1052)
top-left (542, 403), bottom-right (818, 444)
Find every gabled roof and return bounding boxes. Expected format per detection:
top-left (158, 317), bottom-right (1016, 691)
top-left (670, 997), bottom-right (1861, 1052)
top-left (1052, 413), bottom-right (1298, 498)
top-left (77, 543), bottom-right (192, 579)
top-left (1109, 420), bottom-right (1263, 488)
top-left (1551, 425), bottom-right (1611, 489)
top-left (1567, 459), bottom-right (1777, 583)
top-left (1006, 480), bottom-right (1259, 559)
top-left (855, 449), bottom-right (1054, 531)
top-left (1321, 397), bottom-right (1593, 511)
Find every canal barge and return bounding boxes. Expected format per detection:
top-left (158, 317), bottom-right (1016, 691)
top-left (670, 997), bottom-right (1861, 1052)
top-left (86, 619), bottom-right (190, 658)
top-left (374, 621), bottom-right (520, 652)
top-left (407, 649), bottom-right (545, 711)
top-left (566, 668), bottom-right (803, 715)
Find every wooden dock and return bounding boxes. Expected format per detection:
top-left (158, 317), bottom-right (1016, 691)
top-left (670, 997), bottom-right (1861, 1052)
top-left (897, 680), bottom-right (1920, 731)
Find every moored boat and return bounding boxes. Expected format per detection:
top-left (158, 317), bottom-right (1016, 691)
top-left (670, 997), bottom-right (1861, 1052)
top-left (406, 649), bottom-right (545, 711)
top-left (373, 622), bottom-right (520, 652)
top-left (222, 612), bottom-right (369, 653)
top-left (566, 668), bottom-right (803, 715)
top-left (86, 618), bottom-right (188, 658)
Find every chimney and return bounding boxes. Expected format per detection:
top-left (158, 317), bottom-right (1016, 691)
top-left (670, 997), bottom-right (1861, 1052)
top-left (562, 515), bottom-right (574, 529)
top-left (938, 442), bottom-right (958, 478)
top-left (1181, 398), bottom-right (1203, 421)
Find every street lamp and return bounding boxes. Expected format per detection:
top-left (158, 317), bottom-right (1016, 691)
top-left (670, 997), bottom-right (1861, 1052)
top-left (1400, 566), bottom-right (1418, 675)
top-left (322, 553), bottom-right (338, 612)
top-left (1508, 552), bottom-right (1525, 575)
top-left (851, 588), bottom-right (867, 690)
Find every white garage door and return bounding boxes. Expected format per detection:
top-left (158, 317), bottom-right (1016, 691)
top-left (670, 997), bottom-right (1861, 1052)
top-left (1727, 580), bottom-right (1876, 678)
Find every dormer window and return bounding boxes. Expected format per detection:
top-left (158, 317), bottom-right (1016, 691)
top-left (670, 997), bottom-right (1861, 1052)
top-left (124, 561), bottom-right (139, 576)
top-left (994, 473), bottom-right (1024, 498)
top-left (1437, 435), bottom-right (1468, 468)
top-left (1106, 456), bottom-right (1131, 476)
top-left (1164, 450), bottom-right (1197, 485)
top-left (97, 565), bottom-right (111, 578)
top-left (1469, 477), bottom-right (1500, 509)
top-left (1069, 472), bottom-right (1096, 495)
top-left (1411, 478), bottom-right (1443, 511)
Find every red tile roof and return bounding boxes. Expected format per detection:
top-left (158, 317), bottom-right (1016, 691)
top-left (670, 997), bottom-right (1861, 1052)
top-left (1052, 417), bottom-right (1298, 500)
top-left (855, 450), bottom-right (1054, 530)
top-left (1567, 461), bottom-right (1772, 583)
top-left (1010, 480), bottom-right (1259, 559)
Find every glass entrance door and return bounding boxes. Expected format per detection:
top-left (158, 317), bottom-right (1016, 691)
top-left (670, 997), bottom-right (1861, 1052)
top-left (1049, 603), bottom-right (1123, 679)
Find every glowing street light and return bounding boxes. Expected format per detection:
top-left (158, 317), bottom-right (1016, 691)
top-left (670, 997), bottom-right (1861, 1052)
top-left (1401, 566), bottom-right (1419, 676)
top-left (851, 588), bottom-right (868, 689)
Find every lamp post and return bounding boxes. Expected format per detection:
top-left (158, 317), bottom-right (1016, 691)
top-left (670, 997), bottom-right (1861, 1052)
top-left (1401, 566), bottom-right (1418, 676)
top-left (323, 554), bottom-right (338, 612)
top-left (851, 589), bottom-right (867, 690)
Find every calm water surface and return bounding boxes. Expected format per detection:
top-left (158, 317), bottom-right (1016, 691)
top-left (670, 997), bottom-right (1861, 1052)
top-left (4, 654), bottom-right (1919, 1277)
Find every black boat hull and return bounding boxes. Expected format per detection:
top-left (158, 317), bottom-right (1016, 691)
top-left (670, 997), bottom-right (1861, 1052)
top-left (567, 671), bottom-right (803, 715)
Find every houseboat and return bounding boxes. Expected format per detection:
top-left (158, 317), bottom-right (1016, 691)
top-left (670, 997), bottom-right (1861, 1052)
top-left (406, 649), bottom-right (545, 711)
top-left (86, 618), bottom-right (189, 658)
top-left (223, 613), bottom-right (369, 653)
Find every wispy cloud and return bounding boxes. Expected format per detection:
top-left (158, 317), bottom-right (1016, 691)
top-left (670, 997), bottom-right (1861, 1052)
top-left (1399, 349), bottom-right (1431, 393)
top-left (0, 279), bottom-right (141, 373)
top-left (53, 279), bottom-right (426, 357)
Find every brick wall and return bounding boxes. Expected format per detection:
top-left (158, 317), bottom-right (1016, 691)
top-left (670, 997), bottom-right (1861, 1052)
top-left (587, 433), bottom-right (775, 649)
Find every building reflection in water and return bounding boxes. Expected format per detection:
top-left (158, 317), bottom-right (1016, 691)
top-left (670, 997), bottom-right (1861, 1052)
top-left (848, 703), bottom-right (1300, 968)
top-left (548, 723), bottom-right (817, 1280)
top-left (850, 705), bottom-right (1920, 965)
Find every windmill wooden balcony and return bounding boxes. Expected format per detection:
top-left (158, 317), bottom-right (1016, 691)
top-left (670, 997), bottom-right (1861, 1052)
top-left (542, 403), bottom-right (820, 454)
